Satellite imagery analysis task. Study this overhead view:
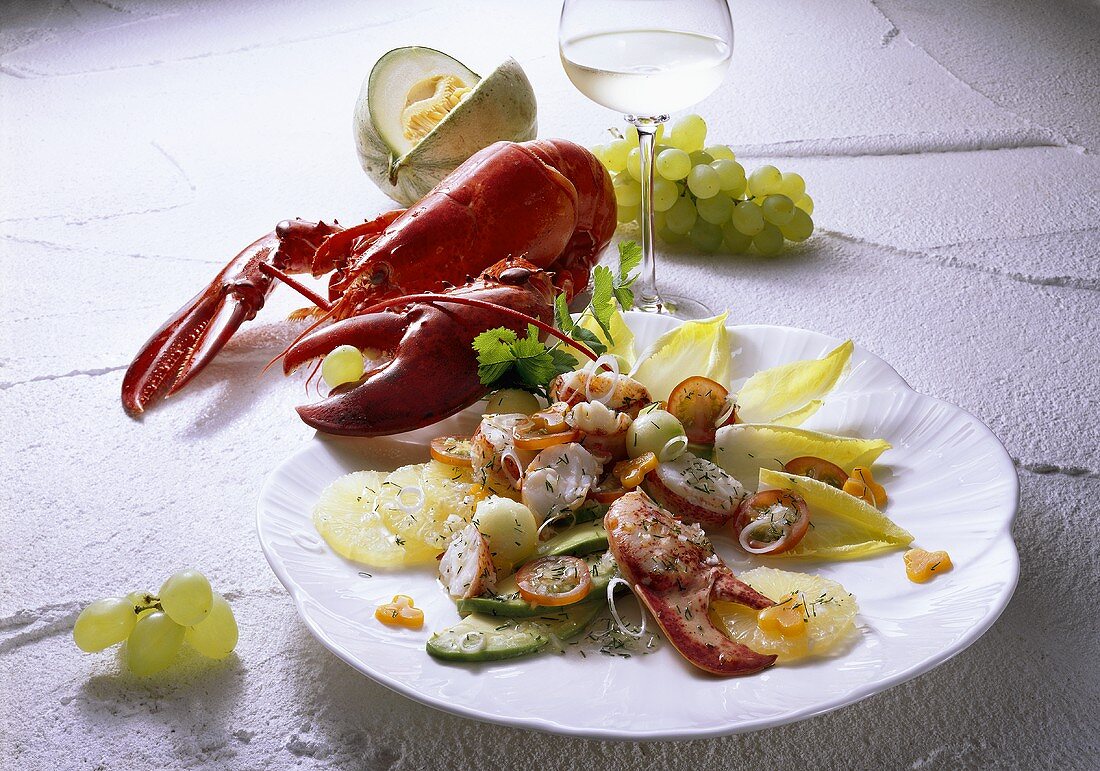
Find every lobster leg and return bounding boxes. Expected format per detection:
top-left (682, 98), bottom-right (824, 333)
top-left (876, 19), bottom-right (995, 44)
top-left (121, 219), bottom-right (347, 415)
top-left (122, 233), bottom-right (280, 415)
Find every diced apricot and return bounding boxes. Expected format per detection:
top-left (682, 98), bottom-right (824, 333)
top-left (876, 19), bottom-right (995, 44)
top-left (613, 452), bottom-right (658, 489)
top-left (904, 548), bottom-right (952, 583)
top-left (843, 466), bottom-right (887, 508)
top-left (375, 594), bottom-right (424, 629)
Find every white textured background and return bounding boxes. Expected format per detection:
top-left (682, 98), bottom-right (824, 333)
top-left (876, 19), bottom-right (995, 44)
top-left (1, 1), bottom-right (1097, 768)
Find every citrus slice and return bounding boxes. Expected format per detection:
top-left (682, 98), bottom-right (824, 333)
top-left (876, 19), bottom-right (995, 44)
top-left (711, 567), bottom-right (858, 661)
top-left (377, 461), bottom-right (477, 559)
top-left (312, 471), bottom-right (409, 568)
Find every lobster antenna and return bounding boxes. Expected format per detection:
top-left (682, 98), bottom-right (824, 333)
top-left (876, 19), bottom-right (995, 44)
top-left (357, 294), bottom-right (601, 362)
top-left (257, 263), bottom-right (332, 311)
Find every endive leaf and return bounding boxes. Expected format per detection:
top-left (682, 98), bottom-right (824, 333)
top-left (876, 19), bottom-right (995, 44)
top-left (629, 313), bottom-right (731, 402)
top-left (578, 306), bottom-right (636, 367)
top-left (768, 399), bottom-right (823, 427)
top-left (714, 423), bottom-right (890, 491)
top-left (737, 340), bottom-right (853, 424)
top-left (756, 469), bottom-right (912, 560)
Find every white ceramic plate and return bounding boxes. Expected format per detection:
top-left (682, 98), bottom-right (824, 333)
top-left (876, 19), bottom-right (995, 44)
top-left (257, 313), bottom-right (1019, 740)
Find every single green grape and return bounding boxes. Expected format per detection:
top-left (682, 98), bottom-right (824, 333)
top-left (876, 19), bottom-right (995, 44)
top-left (127, 611), bottom-right (185, 676)
top-left (655, 148), bottom-right (691, 181)
top-left (485, 389), bottom-right (540, 415)
top-left (780, 208), bottom-right (815, 242)
top-left (185, 593), bottom-right (239, 660)
top-left (617, 205), bottom-right (636, 223)
top-left (669, 114), bottom-right (706, 153)
top-left (748, 165), bottom-right (783, 197)
top-left (795, 194), bottom-right (814, 215)
top-left (665, 196), bottom-right (698, 235)
top-left (688, 150), bottom-right (714, 167)
top-left (753, 222), bottom-right (785, 256)
top-left (711, 159), bottom-right (746, 196)
top-left (626, 409), bottom-right (688, 462)
top-left (590, 144), bottom-right (609, 168)
top-left (159, 570), bottom-right (213, 627)
top-left (626, 147), bottom-right (643, 182)
top-left (653, 142), bottom-right (673, 157)
top-left (614, 178), bottom-right (642, 208)
top-left (657, 225), bottom-right (687, 245)
top-left (779, 171), bottom-right (805, 201)
top-left (730, 200), bottom-right (765, 236)
top-left (321, 345), bottom-right (365, 389)
top-left (686, 165), bottom-right (721, 199)
top-left (705, 145), bottom-right (735, 161)
top-left (761, 194), bottom-right (795, 226)
top-left (652, 178), bottom-right (679, 212)
top-left (604, 140), bottom-right (630, 173)
top-left (722, 222), bottom-right (754, 254)
top-left (696, 194), bottom-right (734, 225)
top-left (126, 591), bottom-right (159, 620)
top-left (689, 220), bottom-right (724, 253)
top-left (73, 597), bottom-right (137, 653)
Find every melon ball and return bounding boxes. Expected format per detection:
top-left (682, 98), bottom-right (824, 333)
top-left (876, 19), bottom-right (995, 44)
top-left (472, 496), bottom-right (538, 573)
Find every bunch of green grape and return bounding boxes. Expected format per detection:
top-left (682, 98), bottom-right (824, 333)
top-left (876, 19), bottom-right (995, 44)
top-left (591, 115), bottom-right (815, 256)
top-left (72, 569), bottom-right (238, 676)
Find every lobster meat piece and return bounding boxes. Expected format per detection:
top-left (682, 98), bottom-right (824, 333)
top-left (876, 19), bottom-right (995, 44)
top-left (121, 139), bottom-right (615, 418)
top-left (280, 259), bottom-right (555, 437)
top-left (605, 491), bottom-right (777, 676)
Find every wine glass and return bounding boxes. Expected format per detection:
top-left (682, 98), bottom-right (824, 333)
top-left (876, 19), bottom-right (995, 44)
top-left (559, 0), bottom-right (734, 318)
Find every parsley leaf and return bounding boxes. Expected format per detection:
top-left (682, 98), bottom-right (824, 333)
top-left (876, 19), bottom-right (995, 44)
top-left (618, 240), bottom-right (642, 286)
top-left (473, 325), bottom-right (576, 393)
top-left (613, 240), bottom-right (641, 311)
top-left (554, 293), bottom-right (574, 333)
top-left (590, 265), bottom-right (615, 339)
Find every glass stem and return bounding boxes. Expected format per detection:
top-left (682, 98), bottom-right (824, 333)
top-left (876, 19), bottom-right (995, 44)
top-left (628, 116), bottom-right (666, 312)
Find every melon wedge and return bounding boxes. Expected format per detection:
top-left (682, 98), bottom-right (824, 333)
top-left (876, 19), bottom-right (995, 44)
top-left (354, 48), bottom-right (538, 205)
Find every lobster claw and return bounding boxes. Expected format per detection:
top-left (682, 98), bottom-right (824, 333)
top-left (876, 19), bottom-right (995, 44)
top-left (121, 234), bottom-right (280, 415)
top-left (280, 259), bottom-right (556, 437)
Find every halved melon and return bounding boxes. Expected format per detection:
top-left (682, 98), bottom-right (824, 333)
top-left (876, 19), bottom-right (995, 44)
top-left (353, 47), bottom-right (538, 205)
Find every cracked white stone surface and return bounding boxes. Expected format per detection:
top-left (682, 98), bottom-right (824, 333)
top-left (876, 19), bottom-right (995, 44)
top-left (1, 0), bottom-right (1097, 768)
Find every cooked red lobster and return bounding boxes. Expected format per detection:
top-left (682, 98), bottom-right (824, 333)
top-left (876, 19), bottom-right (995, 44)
top-left (121, 139), bottom-right (616, 436)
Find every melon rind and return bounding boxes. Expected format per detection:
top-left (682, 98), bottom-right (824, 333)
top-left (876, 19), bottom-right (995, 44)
top-left (354, 54), bottom-right (538, 206)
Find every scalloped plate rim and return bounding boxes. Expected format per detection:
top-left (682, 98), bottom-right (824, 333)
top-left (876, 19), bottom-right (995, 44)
top-left (256, 318), bottom-right (1020, 740)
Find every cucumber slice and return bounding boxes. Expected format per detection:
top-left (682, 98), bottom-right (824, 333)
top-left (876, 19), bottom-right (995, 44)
top-left (536, 520), bottom-right (608, 557)
top-left (458, 551), bottom-right (617, 618)
top-left (426, 601), bottom-right (602, 662)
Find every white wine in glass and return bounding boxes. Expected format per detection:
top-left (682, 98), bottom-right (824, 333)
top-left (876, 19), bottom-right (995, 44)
top-left (559, 0), bottom-right (733, 318)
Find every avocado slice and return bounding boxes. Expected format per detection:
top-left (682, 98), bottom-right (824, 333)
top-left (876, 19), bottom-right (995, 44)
top-left (457, 550), bottom-right (617, 618)
top-left (536, 520), bottom-right (608, 558)
top-left (426, 601), bottom-right (602, 663)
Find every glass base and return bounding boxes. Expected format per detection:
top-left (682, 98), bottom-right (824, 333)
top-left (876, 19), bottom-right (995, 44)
top-left (636, 293), bottom-right (715, 320)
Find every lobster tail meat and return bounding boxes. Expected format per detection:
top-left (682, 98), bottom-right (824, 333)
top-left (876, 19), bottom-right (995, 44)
top-left (605, 491), bottom-right (777, 677)
top-left (282, 259), bottom-right (555, 437)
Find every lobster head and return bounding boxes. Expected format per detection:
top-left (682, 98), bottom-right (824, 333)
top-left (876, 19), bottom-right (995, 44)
top-left (282, 258), bottom-right (556, 437)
